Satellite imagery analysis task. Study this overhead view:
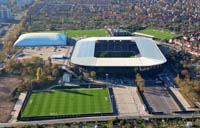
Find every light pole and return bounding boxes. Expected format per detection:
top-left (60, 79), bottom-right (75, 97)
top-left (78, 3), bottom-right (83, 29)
top-left (111, 95), bottom-right (113, 105)
top-left (105, 73), bottom-right (109, 86)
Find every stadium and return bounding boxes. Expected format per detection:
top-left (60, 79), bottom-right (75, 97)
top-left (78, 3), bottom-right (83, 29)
top-left (71, 37), bottom-right (167, 74)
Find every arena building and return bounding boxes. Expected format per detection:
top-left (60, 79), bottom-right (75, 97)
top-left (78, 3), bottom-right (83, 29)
top-left (14, 33), bottom-right (67, 47)
top-left (71, 37), bottom-right (167, 75)
top-left (71, 37), bottom-right (166, 67)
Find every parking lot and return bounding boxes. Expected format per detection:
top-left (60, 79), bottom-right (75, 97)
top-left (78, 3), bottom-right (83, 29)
top-left (143, 86), bottom-right (180, 114)
top-left (17, 46), bottom-right (73, 65)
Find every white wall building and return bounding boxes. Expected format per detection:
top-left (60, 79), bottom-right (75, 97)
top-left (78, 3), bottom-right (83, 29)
top-left (0, 5), bottom-right (11, 19)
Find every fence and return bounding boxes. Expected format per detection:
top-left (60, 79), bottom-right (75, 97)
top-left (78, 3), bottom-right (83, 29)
top-left (19, 112), bottom-right (113, 121)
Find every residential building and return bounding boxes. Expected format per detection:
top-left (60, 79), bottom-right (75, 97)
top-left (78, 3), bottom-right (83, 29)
top-left (16, 0), bottom-right (34, 7)
top-left (0, 0), bottom-right (9, 4)
top-left (0, 5), bottom-right (11, 19)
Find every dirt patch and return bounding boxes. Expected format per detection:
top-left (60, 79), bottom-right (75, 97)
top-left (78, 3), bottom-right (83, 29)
top-left (0, 76), bottom-right (21, 123)
top-left (179, 90), bottom-right (196, 108)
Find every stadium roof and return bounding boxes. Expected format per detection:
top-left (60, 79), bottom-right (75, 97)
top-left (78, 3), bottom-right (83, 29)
top-left (14, 33), bottom-right (67, 47)
top-left (133, 32), bottom-right (154, 38)
top-left (71, 37), bottom-right (167, 67)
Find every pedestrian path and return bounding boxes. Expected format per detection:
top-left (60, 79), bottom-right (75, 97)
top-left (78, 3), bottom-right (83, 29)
top-left (9, 92), bottom-right (27, 123)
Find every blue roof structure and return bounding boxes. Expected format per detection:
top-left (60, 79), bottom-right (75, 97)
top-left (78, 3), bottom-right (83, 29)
top-left (71, 37), bottom-right (167, 67)
top-left (14, 33), bottom-right (67, 47)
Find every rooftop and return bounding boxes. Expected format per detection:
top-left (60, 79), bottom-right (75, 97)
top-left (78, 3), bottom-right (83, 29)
top-left (133, 32), bottom-right (154, 38)
top-left (14, 33), bottom-right (67, 47)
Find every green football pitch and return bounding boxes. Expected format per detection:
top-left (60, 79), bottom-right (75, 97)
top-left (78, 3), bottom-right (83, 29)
top-left (137, 28), bottom-right (177, 41)
top-left (22, 89), bottom-right (112, 117)
top-left (25, 29), bottom-right (109, 37)
top-left (95, 52), bottom-right (135, 58)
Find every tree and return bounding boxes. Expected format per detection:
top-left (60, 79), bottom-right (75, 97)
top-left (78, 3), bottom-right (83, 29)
top-left (83, 72), bottom-right (89, 80)
top-left (48, 57), bottom-right (52, 65)
top-left (36, 67), bottom-right (42, 81)
top-left (136, 73), bottom-right (145, 92)
top-left (5, 58), bottom-right (19, 74)
top-left (180, 69), bottom-right (190, 79)
top-left (52, 68), bottom-right (59, 77)
top-left (90, 71), bottom-right (96, 79)
top-left (174, 74), bottom-right (181, 86)
top-left (79, 75), bottom-right (83, 81)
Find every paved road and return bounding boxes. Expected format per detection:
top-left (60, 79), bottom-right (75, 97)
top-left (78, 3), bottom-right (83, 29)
top-left (9, 93), bottom-right (27, 123)
top-left (1, 113), bottom-right (200, 127)
top-left (1, 24), bottom-right (15, 44)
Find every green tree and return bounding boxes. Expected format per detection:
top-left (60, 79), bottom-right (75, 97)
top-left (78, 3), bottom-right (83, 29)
top-left (174, 74), bottom-right (181, 86)
top-left (83, 72), bottom-right (89, 80)
top-left (90, 71), bottom-right (96, 79)
top-left (136, 73), bottom-right (145, 92)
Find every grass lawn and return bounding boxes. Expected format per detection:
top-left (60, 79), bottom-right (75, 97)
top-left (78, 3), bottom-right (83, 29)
top-left (136, 28), bottom-right (177, 41)
top-left (22, 89), bottom-right (112, 117)
top-left (95, 52), bottom-right (136, 58)
top-left (25, 29), bottom-right (109, 37)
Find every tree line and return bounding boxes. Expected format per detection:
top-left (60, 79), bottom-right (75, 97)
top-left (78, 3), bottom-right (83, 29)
top-left (4, 56), bottom-right (62, 91)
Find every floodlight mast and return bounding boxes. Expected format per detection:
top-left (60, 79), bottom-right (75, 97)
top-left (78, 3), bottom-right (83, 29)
top-left (105, 73), bottom-right (109, 87)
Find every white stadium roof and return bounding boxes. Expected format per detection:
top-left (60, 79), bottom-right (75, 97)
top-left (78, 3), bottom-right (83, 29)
top-left (133, 32), bottom-right (154, 38)
top-left (14, 33), bottom-right (67, 47)
top-left (71, 37), bottom-right (167, 67)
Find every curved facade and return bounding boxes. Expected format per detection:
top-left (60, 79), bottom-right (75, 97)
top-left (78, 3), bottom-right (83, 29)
top-left (71, 37), bottom-right (167, 67)
top-left (14, 33), bottom-right (67, 47)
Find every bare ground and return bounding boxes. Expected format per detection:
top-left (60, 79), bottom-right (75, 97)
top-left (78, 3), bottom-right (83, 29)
top-left (0, 76), bottom-right (21, 123)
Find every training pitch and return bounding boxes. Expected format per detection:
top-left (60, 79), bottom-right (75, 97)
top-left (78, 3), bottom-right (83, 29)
top-left (25, 29), bottom-right (109, 37)
top-left (22, 89), bottom-right (112, 118)
top-left (137, 28), bottom-right (177, 40)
